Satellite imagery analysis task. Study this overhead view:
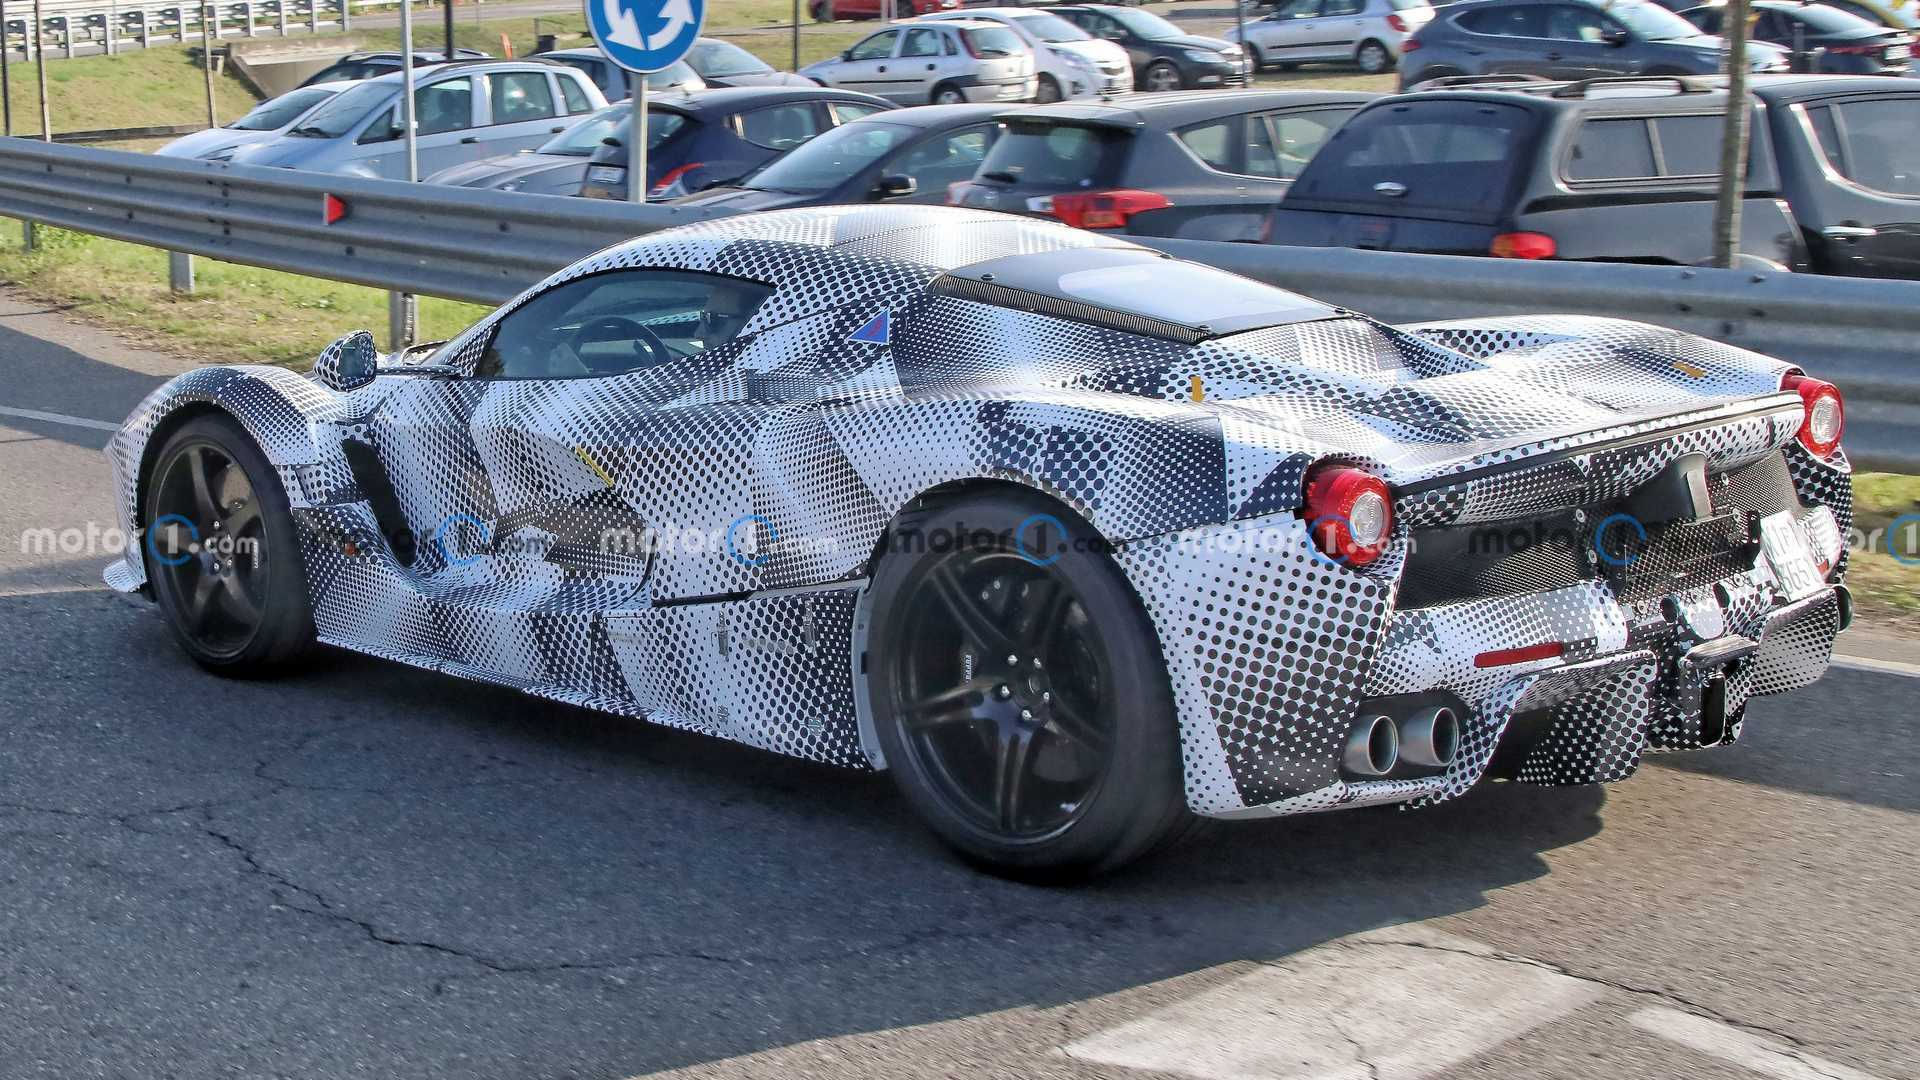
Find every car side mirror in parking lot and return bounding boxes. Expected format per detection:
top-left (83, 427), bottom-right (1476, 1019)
top-left (314, 330), bottom-right (380, 393)
top-left (876, 174), bottom-right (917, 198)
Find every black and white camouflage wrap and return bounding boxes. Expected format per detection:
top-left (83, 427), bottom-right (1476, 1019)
top-left (102, 207), bottom-right (1852, 819)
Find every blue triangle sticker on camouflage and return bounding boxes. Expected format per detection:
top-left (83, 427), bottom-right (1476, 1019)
top-left (849, 310), bottom-right (890, 345)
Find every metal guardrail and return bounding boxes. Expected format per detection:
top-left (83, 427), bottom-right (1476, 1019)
top-left (0, 137), bottom-right (1914, 471)
top-left (3, 0), bottom-right (349, 57)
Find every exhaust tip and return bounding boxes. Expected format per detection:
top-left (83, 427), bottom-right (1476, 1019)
top-left (1401, 706), bottom-right (1460, 769)
top-left (1343, 713), bottom-right (1399, 777)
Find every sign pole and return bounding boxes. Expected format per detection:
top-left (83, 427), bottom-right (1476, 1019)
top-left (629, 80), bottom-right (646, 203)
top-left (393, 0), bottom-right (420, 349)
top-left (791, 0), bottom-right (798, 72)
top-left (201, 0), bottom-right (215, 127)
top-left (2, 0), bottom-right (13, 138)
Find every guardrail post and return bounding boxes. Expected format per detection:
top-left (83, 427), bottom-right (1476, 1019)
top-left (21, 220), bottom-right (34, 251)
top-left (307, 0), bottom-right (318, 32)
top-left (241, 1), bottom-right (254, 37)
top-left (339, 0), bottom-right (348, 32)
top-left (277, 0), bottom-right (286, 37)
top-left (168, 251), bottom-right (194, 294)
top-left (387, 291), bottom-right (415, 352)
top-left (104, 4), bottom-right (115, 55)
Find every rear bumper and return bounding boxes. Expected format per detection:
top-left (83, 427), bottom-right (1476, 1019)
top-left (959, 75), bottom-right (1038, 102)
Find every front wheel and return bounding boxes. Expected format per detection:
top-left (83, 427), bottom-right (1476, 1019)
top-left (143, 413), bottom-right (315, 675)
top-left (866, 493), bottom-right (1191, 879)
top-left (930, 81), bottom-right (968, 105)
top-left (1143, 60), bottom-right (1184, 92)
top-left (1034, 73), bottom-right (1063, 102)
top-left (1356, 40), bottom-right (1393, 74)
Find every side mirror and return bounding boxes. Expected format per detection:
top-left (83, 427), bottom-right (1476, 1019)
top-left (315, 330), bottom-right (380, 392)
top-left (876, 173), bottom-right (917, 198)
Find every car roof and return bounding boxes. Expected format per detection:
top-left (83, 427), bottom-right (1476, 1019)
top-left (356, 58), bottom-right (574, 86)
top-left (893, 17), bottom-right (1012, 30)
top-left (846, 103), bottom-right (1010, 129)
top-left (1748, 71), bottom-right (1920, 103)
top-left (1405, 71), bottom-right (1906, 112)
top-left (650, 85), bottom-right (894, 115)
top-left (923, 6), bottom-right (1044, 15)
top-left (997, 89), bottom-right (1377, 128)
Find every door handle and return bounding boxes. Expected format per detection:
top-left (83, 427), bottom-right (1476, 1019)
top-left (459, 135), bottom-right (478, 143)
top-left (550, 125), bottom-right (565, 133)
top-left (878, 65), bottom-right (887, 72)
top-left (1545, 51), bottom-right (1563, 60)
top-left (1821, 224), bottom-right (1879, 240)
top-left (927, 63), bottom-right (936, 70)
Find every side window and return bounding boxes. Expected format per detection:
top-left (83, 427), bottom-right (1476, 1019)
top-left (1089, 14), bottom-right (1126, 40)
top-left (1686, 7), bottom-right (1723, 33)
top-left (1752, 11), bottom-right (1790, 42)
top-left (943, 29), bottom-right (961, 55)
top-left (1545, 4), bottom-right (1608, 42)
top-left (1804, 104), bottom-right (1846, 174)
top-left (901, 27), bottom-right (943, 58)
top-left (558, 73), bottom-right (593, 115)
top-left (416, 77), bottom-right (474, 135)
top-left (1829, 98), bottom-right (1920, 196)
top-left (1651, 114), bottom-right (1721, 176)
top-left (1281, 0), bottom-right (1325, 18)
top-left (1462, 4), bottom-right (1546, 36)
top-left (1323, 0), bottom-right (1364, 16)
top-left (1567, 117), bottom-right (1655, 180)
top-left (488, 71), bottom-right (556, 125)
top-left (896, 124), bottom-right (999, 190)
top-left (1178, 118), bottom-right (1236, 172)
top-left (848, 30), bottom-right (900, 61)
top-left (739, 103), bottom-right (825, 150)
top-left (830, 100), bottom-right (888, 124)
top-left (357, 105), bottom-right (401, 144)
top-left (1264, 108), bottom-right (1351, 179)
top-left (477, 271), bottom-right (775, 380)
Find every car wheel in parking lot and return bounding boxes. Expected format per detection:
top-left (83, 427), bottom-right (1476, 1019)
top-left (1356, 40), bottom-right (1393, 74)
top-left (866, 492), bottom-right (1190, 880)
top-left (143, 413), bottom-right (315, 676)
top-left (931, 82), bottom-right (968, 105)
top-left (1144, 60), bottom-right (1183, 91)
top-left (1035, 74), bottom-right (1062, 103)
top-left (810, 0), bottom-right (831, 21)
top-left (1245, 43), bottom-right (1267, 72)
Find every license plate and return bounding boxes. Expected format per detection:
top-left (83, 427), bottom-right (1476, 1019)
top-left (586, 165), bottom-right (625, 185)
top-left (1759, 512), bottom-right (1824, 601)
top-left (1886, 44), bottom-right (1910, 60)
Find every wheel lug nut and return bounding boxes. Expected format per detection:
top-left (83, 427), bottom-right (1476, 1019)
top-left (1020, 708), bottom-right (1033, 721)
top-left (1006, 654), bottom-right (1018, 665)
top-left (1042, 691), bottom-right (1052, 703)
top-left (996, 685), bottom-right (1011, 699)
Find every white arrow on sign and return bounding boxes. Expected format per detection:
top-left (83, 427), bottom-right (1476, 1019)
top-left (647, 0), bottom-right (695, 50)
top-left (600, 0), bottom-right (646, 49)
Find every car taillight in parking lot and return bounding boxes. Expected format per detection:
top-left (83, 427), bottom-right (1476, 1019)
top-left (1049, 189), bottom-right (1170, 230)
top-left (1401, 37), bottom-right (1422, 52)
top-left (1490, 231), bottom-right (1556, 259)
top-left (1782, 373), bottom-right (1845, 458)
top-left (1386, 13), bottom-right (1408, 32)
top-left (1301, 466), bottom-right (1393, 567)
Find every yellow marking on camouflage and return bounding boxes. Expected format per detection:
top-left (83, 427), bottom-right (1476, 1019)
top-left (1190, 375), bottom-right (1205, 402)
top-left (573, 446), bottom-right (616, 488)
top-left (1673, 360), bottom-right (1707, 378)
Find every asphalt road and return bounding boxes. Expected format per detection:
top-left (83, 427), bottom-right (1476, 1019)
top-left (0, 291), bottom-right (1915, 1080)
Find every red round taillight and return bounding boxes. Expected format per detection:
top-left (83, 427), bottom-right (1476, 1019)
top-left (1302, 466), bottom-right (1393, 567)
top-left (1782, 373), bottom-right (1844, 458)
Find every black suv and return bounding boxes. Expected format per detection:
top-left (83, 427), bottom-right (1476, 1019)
top-left (947, 90), bottom-right (1373, 240)
top-left (1265, 75), bottom-right (1920, 278)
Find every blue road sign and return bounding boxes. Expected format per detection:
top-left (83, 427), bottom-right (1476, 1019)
top-left (585, 0), bottom-right (706, 74)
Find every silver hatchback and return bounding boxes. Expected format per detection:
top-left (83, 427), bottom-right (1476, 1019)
top-left (1227, 0), bottom-right (1435, 75)
top-left (229, 60), bottom-right (608, 180)
top-left (800, 19), bottom-right (1038, 105)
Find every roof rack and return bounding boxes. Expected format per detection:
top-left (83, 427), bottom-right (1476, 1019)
top-left (1548, 75), bottom-right (1717, 98)
top-left (1405, 73), bottom-right (1555, 92)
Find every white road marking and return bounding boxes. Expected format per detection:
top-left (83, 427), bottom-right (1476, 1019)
top-left (1830, 653), bottom-right (1920, 680)
top-left (1058, 926), bottom-right (1603, 1080)
top-left (1629, 1007), bottom-right (1888, 1080)
top-left (0, 405), bottom-right (120, 432)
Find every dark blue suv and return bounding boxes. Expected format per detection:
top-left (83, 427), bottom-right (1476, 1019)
top-left (1398, 0), bottom-right (1789, 88)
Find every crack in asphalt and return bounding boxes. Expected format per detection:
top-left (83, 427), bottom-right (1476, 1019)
top-left (1326, 1011), bottom-right (1383, 1080)
top-left (1343, 936), bottom-right (1822, 1058)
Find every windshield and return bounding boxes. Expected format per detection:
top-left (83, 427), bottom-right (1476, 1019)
top-left (744, 120), bottom-right (912, 193)
top-left (288, 80), bottom-right (393, 137)
top-left (228, 86), bottom-right (336, 131)
top-left (1009, 12), bottom-right (1091, 41)
top-left (1106, 6), bottom-right (1186, 39)
top-left (647, 61), bottom-right (701, 88)
top-left (687, 39), bottom-right (773, 76)
top-left (1785, 4), bottom-right (1884, 32)
top-left (1609, 1), bottom-right (1702, 40)
top-left (539, 106), bottom-right (631, 156)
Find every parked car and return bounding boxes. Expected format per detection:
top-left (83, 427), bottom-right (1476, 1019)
top-left (1679, 1), bottom-right (1911, 75)
top-left (948, 89), bottom-right (1372, 239)
top-left (1044, 4), bottom-right (1253, 90)
top-left (800, 19), bottom-right (1038, 104)
top-left (1226, 0), bottom-right (1436, 75)
top-left (578, 86), bottom-right (895, 200)
top-left (533, 47), bottom-right (706, 100)
top-left (671, 103), bottom-right (1004, 211)
top-left (230, 61), bottom-right (608, 180)
top-left (810, 0), bottom-right (960, 19)
top-left (422, 104), bottom-right (628, 196)
top-left (1264, 78), bottom-right (1808, 267)
top-left (1397, 0), bottom-right (1790, 87)
top-left (156, 81), bottom-right (352, 161)
top-left (683, 37), bottom-right (816, 87)
top-left (1821, 0), bottom-right (1920, 29)
top-left (918, 7), bottom-right (1133, 100)
top-left (296, 49), bottom-right (491, 88)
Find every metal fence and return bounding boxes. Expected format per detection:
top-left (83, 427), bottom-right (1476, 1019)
top-left (1, 0), bottom-right (356, 57)
top-left (0, 137), bottom-right (1914, 472)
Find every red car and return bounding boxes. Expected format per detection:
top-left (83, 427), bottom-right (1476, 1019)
top-left (810, 0), bottom-right (959, 20)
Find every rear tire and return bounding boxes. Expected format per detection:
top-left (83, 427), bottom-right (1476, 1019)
top-left (142, 413), bottom-right (316, 676)
top-left (810, 0), bottom-right (831, 22)
top-left (1144, 59), bottom-right (1184, 91)
top-left (866, 491), bottom-right (1192, 880)
top-left (1035, 73), bottom-right (1063, 102)
top-left (1356, 39), bottom-right (1393, 74)
top-left (930, 81), bottom-right (968, 105)
top-left (1245, 43), bottom-right (1267, 72)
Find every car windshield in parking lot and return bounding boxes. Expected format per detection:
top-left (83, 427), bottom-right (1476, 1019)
top-left (228, 86), bottom-right (337, 131)
top-left (964, 26), bottom-right (1025, 56)
top-left (1103, 6), bottom-right (1186, 40)
top-left (1009, 12), bottom-right (1091, 41)
top-left (539, 106), bottom-right (634, 156)
top-left (743, 120), bottom-right (914, 193)
top-left (687, 39), bottom-right (775, 76)
top-left (1780, 3), bottom-right (1886, 32)
top-left (1611, 0), bottom-right (1705, 39)
top-left (1289, 100), bottom-right (1535, 214)
top-left (975, 121), bottom-right (1129, 188)
top-left (288, 80), bottom-right (392, 137)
